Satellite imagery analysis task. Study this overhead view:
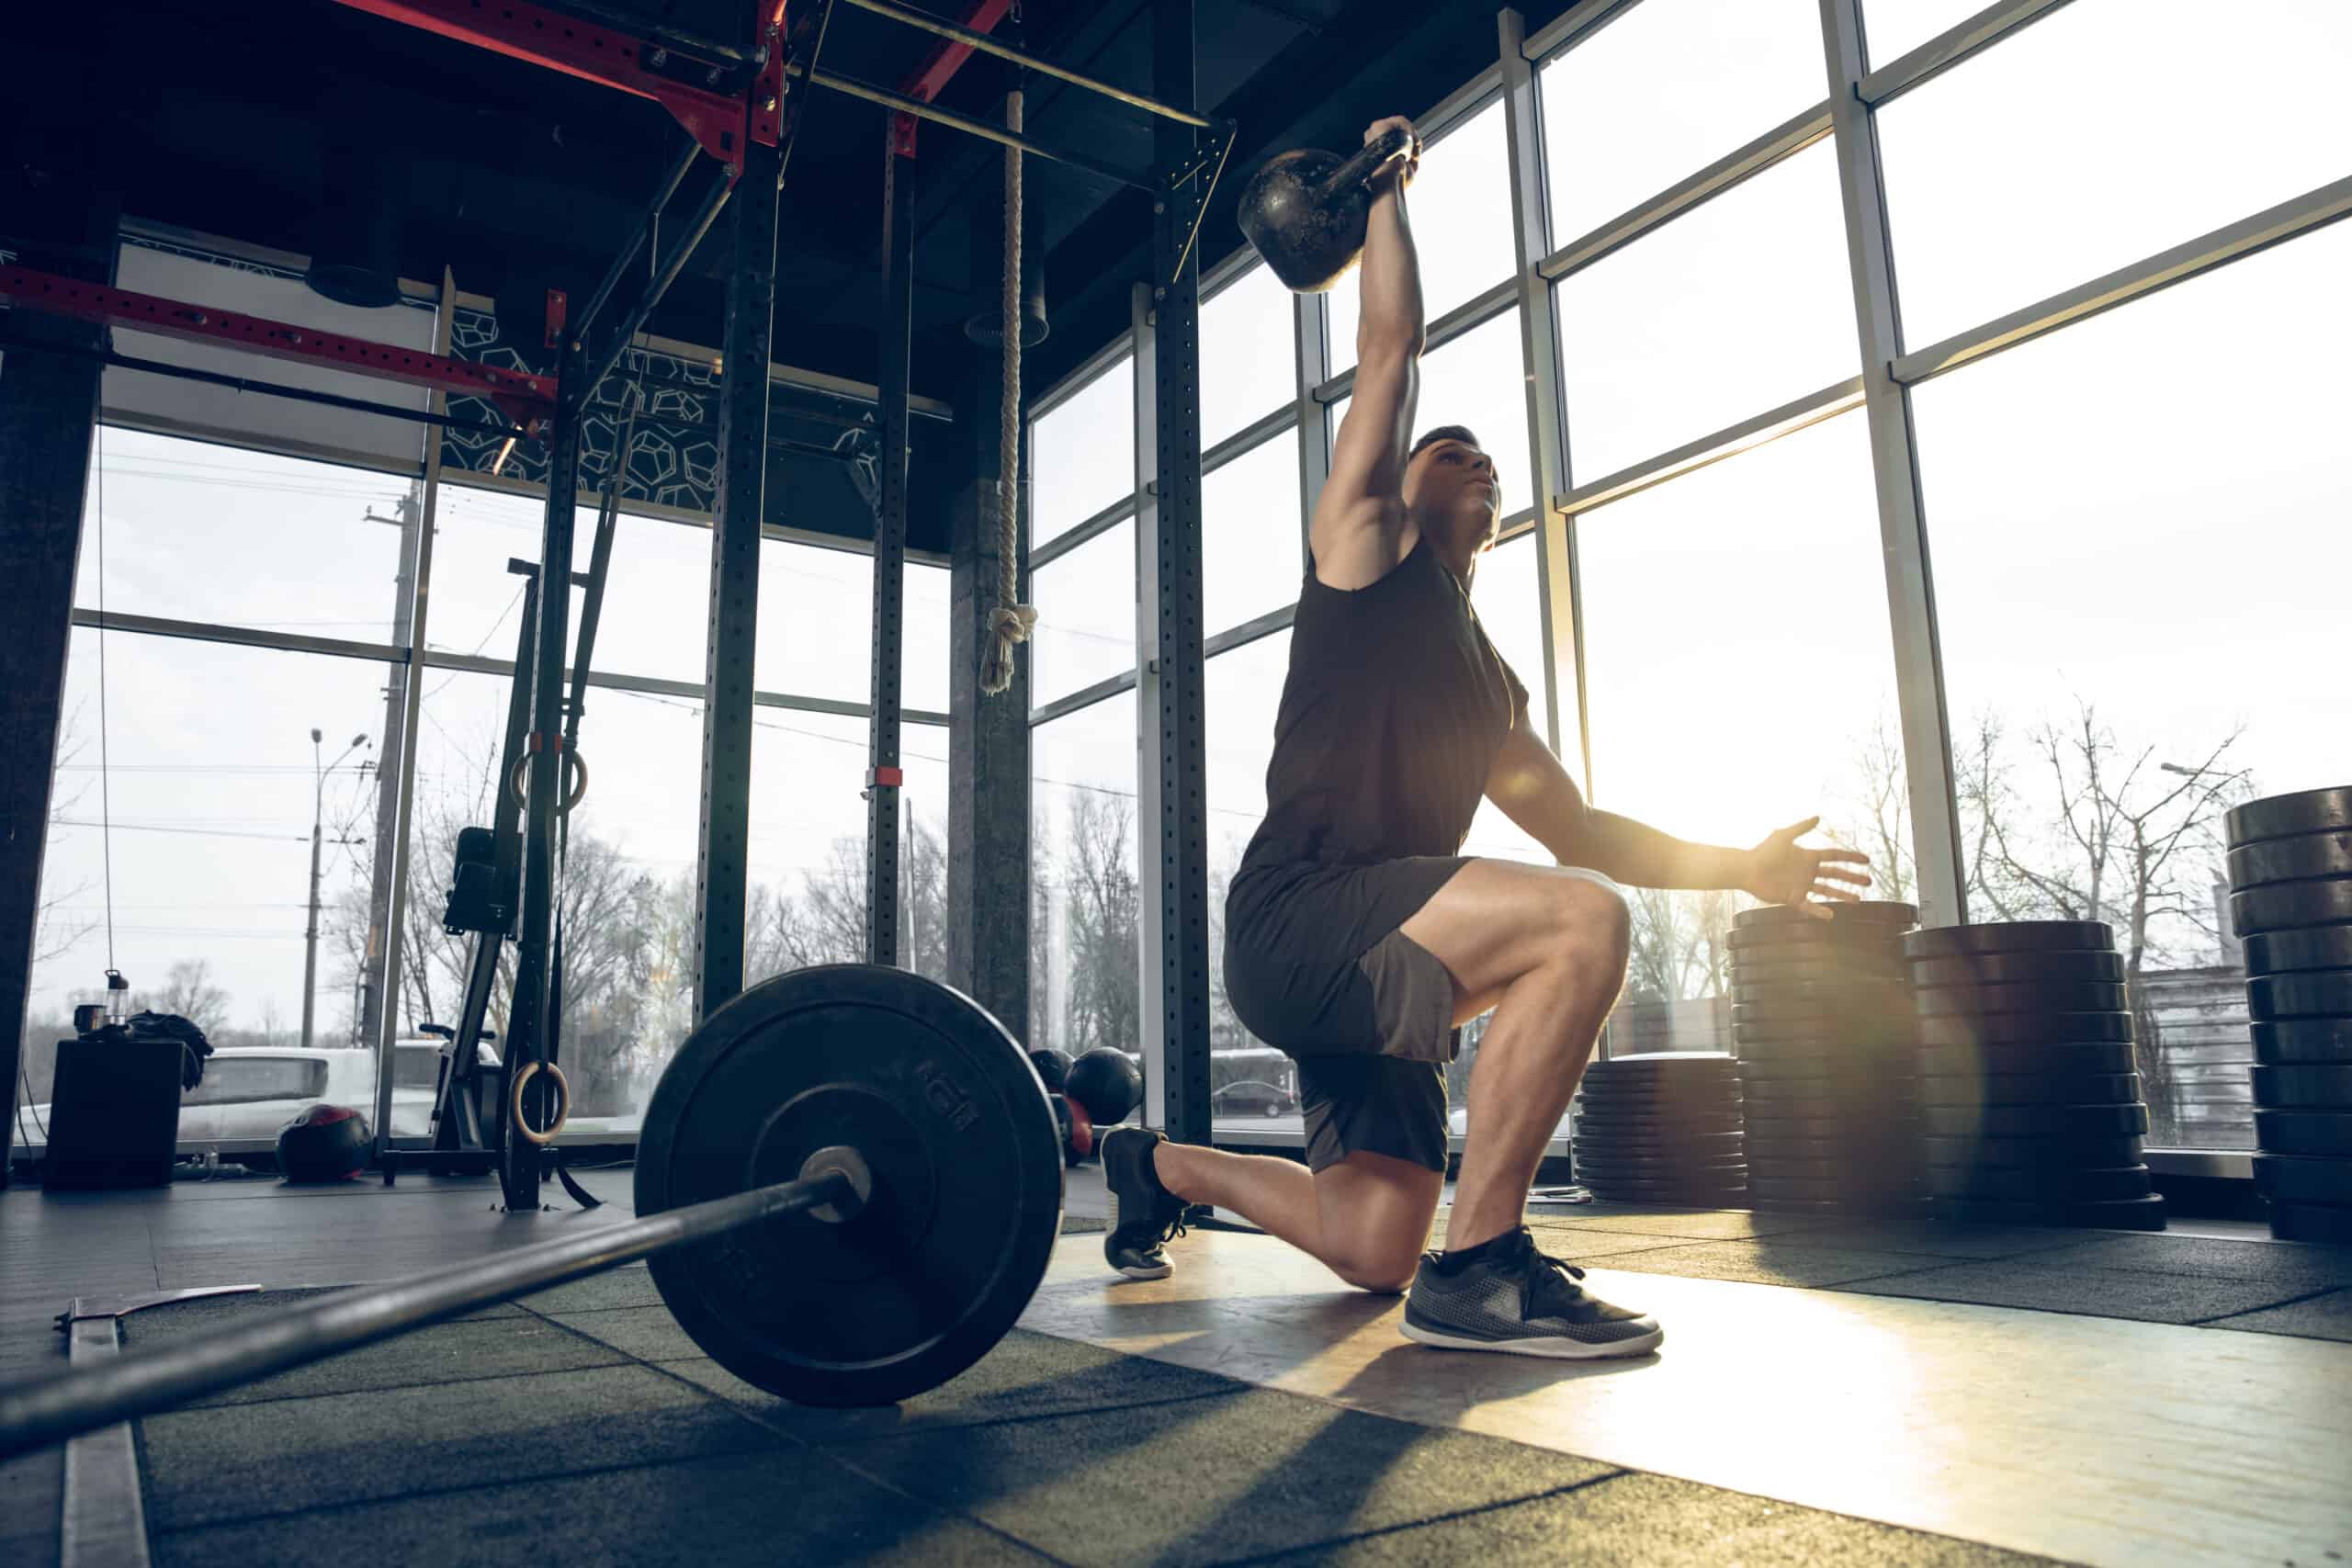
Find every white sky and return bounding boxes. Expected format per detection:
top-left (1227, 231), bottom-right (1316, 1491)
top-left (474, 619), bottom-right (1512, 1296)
top-left (29, 1), bottom-right (2352, 1057)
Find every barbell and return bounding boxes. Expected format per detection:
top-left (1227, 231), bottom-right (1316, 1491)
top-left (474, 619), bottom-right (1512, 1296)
top-left (0, 964), bottom-right (1064, 1460)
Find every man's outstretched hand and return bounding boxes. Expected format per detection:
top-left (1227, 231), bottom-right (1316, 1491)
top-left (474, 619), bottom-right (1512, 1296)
top-left (1741, 817), bottom-right (1872, 919)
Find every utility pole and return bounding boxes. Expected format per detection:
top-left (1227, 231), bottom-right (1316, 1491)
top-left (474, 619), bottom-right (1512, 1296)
top-left (358, 490), bottom-right (420, 1060)
top-left (304, 728), bottom-right (371, 1050)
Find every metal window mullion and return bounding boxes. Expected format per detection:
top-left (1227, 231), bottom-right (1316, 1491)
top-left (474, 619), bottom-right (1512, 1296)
top-left (369, 267), bottom-right (453, 1164)
top-left (1857, 0), bottom-right (2075, 107)
top-left (1520, 0), bottom-right (1644, 64)
top-left (867, 136), bottom-right (913, 968)
top-left (1555, 377), bottom-right (1866, 516)
top-left (1030, 494), bottom-right (1136, 570)
top-left (1819, 0), bottom-right (1963, 926)
top-left (1200, 403), bottom-right (1296, 475)
top-left (1029, 668), bottom-right (1140, 729)
top-left (1500, 8), bottom-right (1582, 775)
top-left (1204, 602), bottom-right (1295, 660)
top-left (63, 610), bottom-right (405, 665)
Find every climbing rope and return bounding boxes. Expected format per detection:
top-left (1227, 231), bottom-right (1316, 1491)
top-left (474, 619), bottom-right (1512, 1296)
top-left (980, 85), bottom-right (1038, 695)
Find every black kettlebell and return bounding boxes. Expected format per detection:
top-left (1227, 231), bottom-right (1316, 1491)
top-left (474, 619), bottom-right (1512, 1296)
top-left (1237, 126), bottom-right (1419, 294)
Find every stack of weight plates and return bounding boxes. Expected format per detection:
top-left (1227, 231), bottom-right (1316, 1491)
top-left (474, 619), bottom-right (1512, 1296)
top-left (1569, 1053), bottom-right (1746, 1204)
top-left (1903, 920), bottom-right (2163, 1231)
top-left (2225, 784), bottom-right (2352, 1244)
top-left (1728, 903), bottom-right (1920, 1213)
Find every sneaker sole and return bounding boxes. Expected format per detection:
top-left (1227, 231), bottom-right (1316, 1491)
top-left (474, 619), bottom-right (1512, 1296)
top-left (1113, 1257), bottom-right (1172, 1280)
top-left (1399, 1317), bottom-right (1663, 1359)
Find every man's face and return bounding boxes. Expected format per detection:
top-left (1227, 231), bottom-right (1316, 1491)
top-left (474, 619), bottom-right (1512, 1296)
top-left (1405, 439), bottom-right (1501, 553)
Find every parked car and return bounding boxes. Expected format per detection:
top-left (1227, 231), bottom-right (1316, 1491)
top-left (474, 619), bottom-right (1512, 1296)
top-left (1213, 1079), bottom-right (1296, 1118)
top-left (16, 1039), bottom-right (499, 1152)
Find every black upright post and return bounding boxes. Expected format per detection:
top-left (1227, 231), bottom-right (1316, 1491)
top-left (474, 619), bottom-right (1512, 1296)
top-left (867, 131), bottom-right (915, 968)
top-left (947, 221), bottom-right (1031, 1039)
top-left (696, 140), bottom-right (784, 1018)
top-left (0, 168), bottom-right (113, 1181)
top-left (499, 334), bottom-right (587, 1211)
top-left (1147, 0), bottom-right (1213, 1149)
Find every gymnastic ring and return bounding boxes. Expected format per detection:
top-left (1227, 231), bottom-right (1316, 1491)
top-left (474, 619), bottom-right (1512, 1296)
top-left (505, 749), bottom-right (590, 816)
top-left (510, 1061), bottom-right (570, 1146)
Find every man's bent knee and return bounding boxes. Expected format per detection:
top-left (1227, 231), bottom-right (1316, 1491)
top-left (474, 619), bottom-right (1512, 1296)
top-left (1327, 1234), bottom-right (1425, 1294)
top-left (1545, 873), bottom-right (1632, 976)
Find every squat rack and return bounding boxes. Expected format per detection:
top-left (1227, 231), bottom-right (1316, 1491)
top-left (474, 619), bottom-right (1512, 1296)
top-left (0, 0), bottom-right (1233, 1210)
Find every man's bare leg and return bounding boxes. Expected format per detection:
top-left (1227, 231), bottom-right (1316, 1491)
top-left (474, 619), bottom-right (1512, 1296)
top-left (1154, 1145), bottom-right (1442, 1292)
top-left (1396, 861), bottom-right (1632, 1253)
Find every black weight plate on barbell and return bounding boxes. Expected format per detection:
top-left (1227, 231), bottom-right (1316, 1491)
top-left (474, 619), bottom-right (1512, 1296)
top-left (1901, 921), bottom-right (2115, 959)
top-left (636, 964), bottom-right (1062, 1408)
top-left (2228, 831), bottom-right (2352, 890)
top-left (1919, 1011), bottom-right (2133, 1048)
top-left (1908, 951), bottom-right (2126, 989)
top-left (1924, 1191), bottom-right (2167, 1231)
top-left (2245, 926), bottom-right (2352, 977)
top-left (1920, 1134), bottom-right (2143, 1168)
top-left (2233, 879), bottom-right (2352, 937)
top-left (1918, 1102), bottom-right (2148, 1139)
top-left (1916, 981), bottom-right (2128, 1018)
top-left (2249, 971), bottom-right (2352, 1021)
top-left (2252, 1020), bottom-right (2352, 1065)
top-left (1572, 1122), bottom-right (1747, 1145)
top-left (1732, 979), bottom-right (1915, 1011)
top-left (2226, 786), bottom-right (2352, 849)
top-left (2253, 1110), bottom-right (2352, 1156)
top-left (2264, 1200), bottom-right (2352, 1245)
top-left (2251, 1065), bottom-right (2352, 1110)
top-left (1574, 1155), bottom-right (1748, 1179)
top-left (1733, 901), bottom-right (1917, 931)
top-left (1574, 1098), bottom-right (1744, 1121)
top-left (1923, 1164), bottom-right (2152, 1202)
top-left (1918, 1040), bottom-right (2138, 1078)
top-left (1577, 1072), bottom-right (1740, 1094)
top-left (1918, 1071), bottom-right (2140, 1108)
top-left (2251, 1154), bottom-right (2352, 1205)
top-left (1727, 924), bottom-right (1911, 956)
top-left (1730, 954), bottom-right (1911, 986)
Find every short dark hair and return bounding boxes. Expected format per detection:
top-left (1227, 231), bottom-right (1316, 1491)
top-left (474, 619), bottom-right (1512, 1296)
top-left (1409, 424), bottom-right (1483, 461)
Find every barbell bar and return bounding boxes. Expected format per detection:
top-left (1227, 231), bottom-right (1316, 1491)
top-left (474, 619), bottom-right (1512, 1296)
top-left (0, 963), bottom-right (1066, 1458)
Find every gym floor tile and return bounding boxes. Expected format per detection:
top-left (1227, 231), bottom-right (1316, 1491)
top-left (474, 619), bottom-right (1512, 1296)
top-left (2012, 1233), bottom-right (2352, 1289)
top-left (662, 1328), bottom-right (1248, 1442)
top-left (129, 1310), bottom-right (625, 1407)
top-left (541, 1303), bottom-right (701, 1362)
top-left (1421, 1219), bottom-right (1720, 1261)
top-left (1573, 1239), bottom-right (1936, 1290)
top-left (138, 1363), bottom-right (779, 1530)
top-left (1524, 1206), bottom-right (1830, 1242)
top-left (148, 1447), bottom-right (1046, 1568)
top-left (835, 1387), bottom-right (1617, 1567)
top-left (514, 1261), bottom-right (667, 1314)
top-left (1758, 1220), bottom-right (2088, 1261)
top-left (1832, 1260), bottom-right (2323, 1324)
top-left (1228, 1472), bottom-right (2062, 1567)
top-left (119, 1285), bottom-right (523, 1337)
top-left (2199, 1287), bottom-right (2352, 1342)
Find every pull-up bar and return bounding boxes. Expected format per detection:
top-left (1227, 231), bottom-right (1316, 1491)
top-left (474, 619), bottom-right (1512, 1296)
top-left (842, 0), bottom-right (1212, 129)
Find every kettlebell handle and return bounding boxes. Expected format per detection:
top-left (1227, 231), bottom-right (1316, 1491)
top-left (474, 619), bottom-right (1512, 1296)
top-left (1322, 126), bottom-right (1418, 200)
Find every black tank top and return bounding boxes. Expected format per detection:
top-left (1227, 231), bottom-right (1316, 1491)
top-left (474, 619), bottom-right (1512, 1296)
top-left (1236, 534), bottom-right (1528, 881)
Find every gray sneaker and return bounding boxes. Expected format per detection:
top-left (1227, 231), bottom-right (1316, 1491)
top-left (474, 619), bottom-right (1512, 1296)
top-left (1101, 1126), bottom-right (1188, 1280)
top-left (1402, 1227), bottom-right (1662, 1359)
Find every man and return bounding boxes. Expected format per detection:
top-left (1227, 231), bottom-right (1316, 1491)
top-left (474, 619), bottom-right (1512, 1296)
top-left (1100, 117), bottom-right (1871, 1359)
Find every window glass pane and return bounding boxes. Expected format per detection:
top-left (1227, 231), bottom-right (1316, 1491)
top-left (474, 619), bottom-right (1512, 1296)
top-left (1916, 221), bottom-right (2352, 1152)
top-left (428, 485), bottom-right (711, 683)
top-left (1468, 530), bottom-right (1554, 754)
top-left (1558, 142), bottom-right (1856, 479)
top-left (1879, 2), bottom-right (2352, 348)
top-left (1577, 412), bottom-right (1898, 1020)
top-left (754, 540), bottom-right (873, 703)
top-left (78, 428), bottom-right (416, 643)
top-left (1326, 98), bottom-right (1515, 377)
top-left (1541, 0), bottom-right (1824, 243)
top-left (1031, 519), bottom-right (1136, 706)
top-left (1205, 633), bottom-right (1290, 1066)
top-left (24, 631), bottom-right (399, 1140)
top-left (406, 668), bottom-right (702, 1131)
top-left (1201, 265), bottom-right (1296, 448)
top-left (106, 240), bottom-right (435, 467)
top-left (1203, 429), bottom-right (1304, 638)
top-left (184, 1057), bottom-right (327, 1106)
top-left (1031, 357), bottom-right (1133, 545)
top-left (1860, 0), bottom-right (1988, 66)
top-left (904, 562), bottom-right (952, 714)
top-left (1033, 693), bottom-right (1141, 1058)
top-left (1328, 314), bottom-right (1534, 523)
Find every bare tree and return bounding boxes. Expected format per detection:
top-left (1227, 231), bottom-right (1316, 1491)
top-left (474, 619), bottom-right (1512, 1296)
top-left (1623, 887), bottom-right (1734, 1005)
top-left (147, 958), bottom-right (231, 1034)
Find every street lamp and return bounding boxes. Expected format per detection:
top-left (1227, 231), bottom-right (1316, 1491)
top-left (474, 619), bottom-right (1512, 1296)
top-left (303, 728), bottom-right (372, 1051)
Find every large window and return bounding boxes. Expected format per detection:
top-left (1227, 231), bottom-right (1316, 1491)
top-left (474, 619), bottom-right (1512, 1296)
top-left (1201, 265), bottom-right (1297, 448)
top-left (1201, 430), bottom-right (1304, 638)
top-left (1030, 521), bottom-right (1136, 706)
top-left (1326, 98), bottom-right (1515, 377)
top-left (1877, 3), bottom-right (2352, 348)
top-left (1556, 143), bottom-right (1855, 479)
top-left (1204, 633), bottom-right (1291, 1056)
top-left (1540, 0), bottom-right (1824, 243)
top-left (1915, 218), bottom-right (2352, 1150)
top-left (1030, 356), bottom-right (1133, 544)
top-left (753, 537), bottom-right (949, 710)
top-left (77, 429), bottom-right (417, 643)
top-left (1032, 692), bottom-right (1140, 1060)
top-left (1575, 412), bottom-right (1900, 1014)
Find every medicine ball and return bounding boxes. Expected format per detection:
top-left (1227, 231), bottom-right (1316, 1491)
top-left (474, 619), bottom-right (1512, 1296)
top-left (277, 1104), bottom-right (373, 1183)
top-left (1029, 1047), bottom-right (1073, 1094)
top-left (1066, 1048), bottom-right (1143, 1126)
